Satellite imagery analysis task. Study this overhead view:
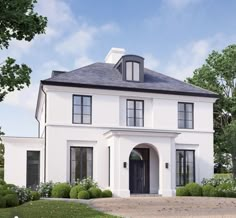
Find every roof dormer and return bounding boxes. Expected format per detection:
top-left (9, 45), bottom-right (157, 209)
top-left (114, 55), bottom-right (144, 82)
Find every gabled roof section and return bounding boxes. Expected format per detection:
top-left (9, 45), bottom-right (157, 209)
top-left (41, 63), bottom-right (218, 98)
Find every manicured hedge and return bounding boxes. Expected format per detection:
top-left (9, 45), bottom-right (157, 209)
top-left (88, 187), bottom-right (102, 198)
top-left (185, 183), bottom-right (202, 196)
top-left (52, 183), bottom-right (71, 198)
top-left (102, 190), bottom-right (112, 198)
top-left (4, 194), bottom-right (19, 207)
top-left (176, 187), bottom-right (190, 196)
top-left (78, 190), bottom-right (90, 199)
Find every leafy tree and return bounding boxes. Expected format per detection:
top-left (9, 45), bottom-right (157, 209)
top-left (186, 44), bottom-right (236, 176)
top-left (225, 120), bottom-right (236, 178)
top-left (0, 0), bottom-right (47, 102)
top-left (0, 0), bottom-right (47, 168)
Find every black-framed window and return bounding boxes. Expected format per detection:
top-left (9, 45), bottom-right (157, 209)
top-left (27, 151), bottom-right (40, 190)
top-left (70, 147), bottom-right (93, 183)
top-left (178, 102), bottom-right (193, 129)
top-left (126, 99), bottom-right (144, 127)
top-left (73, 95), bottom-right (92, 124)
top-left (176, 150), bottom-right (195, 186)
top-left (126, 61), bottom-right (140, 81)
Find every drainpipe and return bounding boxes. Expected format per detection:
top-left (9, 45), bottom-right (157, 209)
top-left (41, 87), bottom-right (47, 183)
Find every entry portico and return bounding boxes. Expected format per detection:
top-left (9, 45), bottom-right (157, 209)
top-left (104, 129), bottom-right (179, 197)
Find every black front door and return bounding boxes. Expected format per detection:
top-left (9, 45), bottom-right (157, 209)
top-left (129, 148), bottom-right (149, 194)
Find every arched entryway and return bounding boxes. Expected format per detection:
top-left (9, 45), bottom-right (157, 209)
top-left (129, 144), bottom-right (159, 194)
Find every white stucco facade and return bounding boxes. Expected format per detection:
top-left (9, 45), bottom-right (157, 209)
top-left (3, 48), bottom-right (217, 197)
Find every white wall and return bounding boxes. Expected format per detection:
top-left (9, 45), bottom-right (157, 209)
top-left (3, 137), bottom-right (44, 187)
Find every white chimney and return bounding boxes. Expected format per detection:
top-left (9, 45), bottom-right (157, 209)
top-left (105, 48), bottom-right (126, 64)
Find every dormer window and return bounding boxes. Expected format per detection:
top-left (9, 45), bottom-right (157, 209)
top-left (126, 62), bottom-right (140, 81)
top-left (114, 55), bottom-right (144, 82)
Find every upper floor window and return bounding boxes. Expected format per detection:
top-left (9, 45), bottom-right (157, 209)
top-left (127, 99), bottom-right (144, 127)
top-left (178, 102), bottom-right (193, 129)
top-left (126, 62), bottom-right (140, 81)
top-left (73, 95), bottom-right (92, 124)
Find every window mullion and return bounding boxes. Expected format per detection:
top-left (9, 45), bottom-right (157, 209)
top-left (134, 100), bottom-right (136, 126)
top-left (81, 97), bottom-right (83, 124)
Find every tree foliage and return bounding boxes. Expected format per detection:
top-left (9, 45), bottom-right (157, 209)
top-left (187, 44), bottom-right (236, 175)
top-left (0, 0), bottom-right (47, 101)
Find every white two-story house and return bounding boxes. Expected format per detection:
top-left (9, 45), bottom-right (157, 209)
top-left (3, 48), bottom-right (218, 197)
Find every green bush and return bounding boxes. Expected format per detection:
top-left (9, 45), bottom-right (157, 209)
top-left (78, 190), bottom-right (90, 199)
top-left (11, 187), bottom-right (32, 204)
top-left (102, 190), bottom-right (112, 198)
top-left (4, 194), bottom-right (19, 207)
top-left (0, 196), bottom-right (6, 208)
top-left (0, 169), bottom-right (4, 181)
top-left (0, 179), bottom-right (6, 186)
top-left (185, 183), bottom-right (202, 196)
top-left (202, 185), bottom-right (214, 196)
top-left (37, 181), bottom-right (54, 197)
top-left (88, 187), bottom-right (102, 198)
top-left (176, 187), bottom-right (190, 196)
top-left (52, 183), bottom-right (71, 198)
top-left (0, 189), bottom-right (16, 196)
top-left (225, 191), bottom-right (236, 198)
top-left (209, 187), bottom-right (218, 197)
top-left (69, 185), bottom-right (85, 199)
top-left (80, 177), bottom-right (98, 190)
top-left (31, 191), bottom-right (40, 201)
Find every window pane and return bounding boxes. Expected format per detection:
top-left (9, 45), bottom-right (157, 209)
top-left (127, 109), bottom-right (134, 117)
top-left (186, 120), bottom-right (193, 129)
top-left (74, 96), bottom-right (81, 105)
top-left (186, 104), bottom-right (193, 112)
top-left (27, 151), bottom-right (40, 189)
top-left (178, 112), bottom-right (185, 120)
top-left (126, 62), bottom-right (132, 80)
top-left (136, 109), bottom-right (143, 118)
top-left (186, 112), bottom-right (192, 121)
top-left (70, 147), bottom-right (93, 182)
top-left (178, 120), bottom-right (185, 128)
top-left (128, 118), bottom-right (134, 126)
top-left (127, 100), bottom-right (134, 109)
top-left (83, 97), bottom-right (91, 106)
top-left (83, 106), bottom-right (91, 115)
top-left (136, 118), bottom-right (143, 127)
top-left (133, 62), bottom-right (140, 81)
top-left (74, 106), bottom-right (81, 114)
top-left (178, 103), bottom-right (184, 112)
top-left (83, 115), bottom-right (91, 124)
top-left (136, 101), bottom-right (143, 110)
top-left (73, 115), bottom-right (81, 123)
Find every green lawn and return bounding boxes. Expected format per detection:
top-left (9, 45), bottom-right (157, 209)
top-left (0, 200), bottom-right (115, 218)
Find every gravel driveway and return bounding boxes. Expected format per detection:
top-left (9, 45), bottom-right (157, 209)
top-left (89, 197), bottom-right (236, 218)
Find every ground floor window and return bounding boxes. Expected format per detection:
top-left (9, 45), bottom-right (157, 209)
top-left (176, 150), bottom-right (195, 186)
top-left (70, 147), bottom-right (93, 183)
top-left (27, 151), bottom-right (40, 189)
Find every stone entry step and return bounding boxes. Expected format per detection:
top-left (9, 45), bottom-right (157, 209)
top-left (131, 194), bottom-right (161, 197)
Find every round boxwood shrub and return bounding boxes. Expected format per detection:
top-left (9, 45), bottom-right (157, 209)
top-left (31, 191), bottom-right (40, 201)
top-left (176, 187), bottom-right (190, 196)
top-left (78, 190), bottom-right (90, 199)
top-left (0, 196), bottom-right (6, 208)
top-left (4, 194), bottom-right (19, 207)
top-left (102, 190), bottom-right (112, 198)
top-left (0, 189), bottom-right (16, 196)
top-left (0, 179), bottom-right (6, 186)
top-left (209, 187), bottom-right (218, 197)
top-left (88, 187), bottom-right (102, 198)
top-left (185, 183), bottom-right (202, 196)
top-left (52, 183), bottom-right (71, 198)
top-left (69, 185), bottom-right (85, 199)
top-left (202, 185), bottom-right (214, 196)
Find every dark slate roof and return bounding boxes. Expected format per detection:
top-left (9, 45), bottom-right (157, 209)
top-left (41, 62), bottom-right (218, 98)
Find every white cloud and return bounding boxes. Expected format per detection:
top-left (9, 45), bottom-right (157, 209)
top-left (55, 23), bottom-right (119, 56)
top-left (55, 26), bottom-right (97, 55)
top-left (143, 53), bottom-right (160, 70)
top-left (163, 33), bottom-right (236, 80)
top-left (74, 56), bottom-right (94, 69)
top-left (4, 84), bottom-right (39, 111)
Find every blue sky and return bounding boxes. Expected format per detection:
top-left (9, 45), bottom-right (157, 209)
top-left (1, 0), bottom-right (236, 137)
